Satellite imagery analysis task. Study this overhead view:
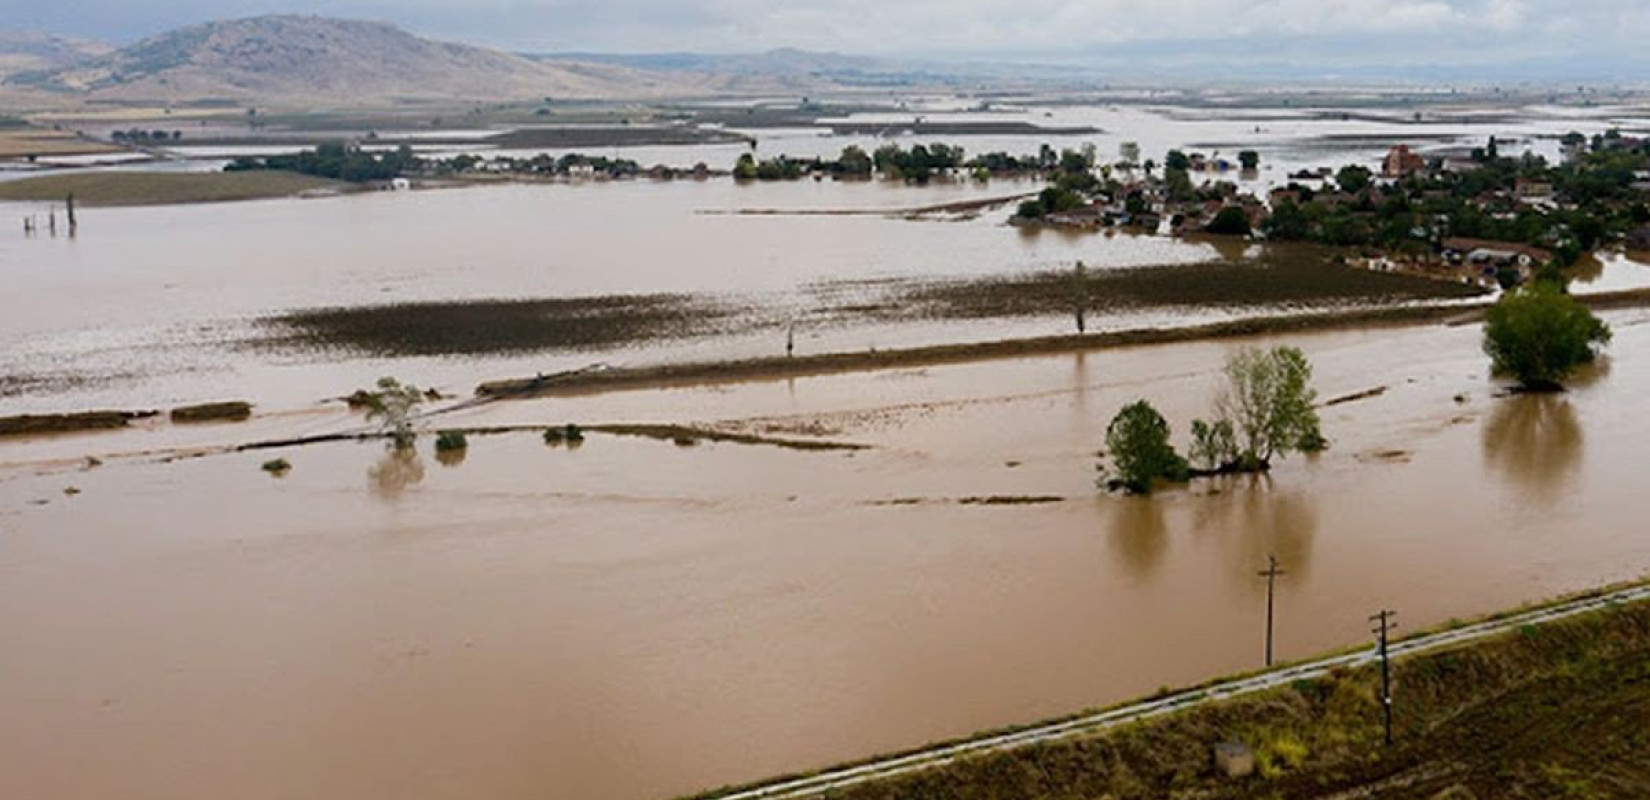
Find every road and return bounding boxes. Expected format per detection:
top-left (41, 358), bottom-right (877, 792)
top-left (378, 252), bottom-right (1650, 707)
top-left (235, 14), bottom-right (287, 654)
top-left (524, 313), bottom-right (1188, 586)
top-left (706, 582), bottom-right (1650, 800)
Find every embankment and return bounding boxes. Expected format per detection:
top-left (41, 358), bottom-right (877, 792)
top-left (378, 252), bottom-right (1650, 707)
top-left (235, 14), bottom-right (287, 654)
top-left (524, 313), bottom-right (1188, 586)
top-left (478, 287), bottom-right (1650, 399)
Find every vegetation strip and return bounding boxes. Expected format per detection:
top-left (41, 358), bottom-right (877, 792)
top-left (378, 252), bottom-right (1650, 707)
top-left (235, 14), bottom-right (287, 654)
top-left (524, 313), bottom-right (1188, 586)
top-left (476, 287), bottom-right (1650, 400)
top-left (694, 582), bottom-right (1650, 800)
top-left (699, 193), bottom-right (1036, 217)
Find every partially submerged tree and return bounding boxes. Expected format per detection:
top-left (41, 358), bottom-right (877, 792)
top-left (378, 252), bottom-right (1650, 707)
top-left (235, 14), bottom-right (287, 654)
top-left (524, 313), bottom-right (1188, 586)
top-left (1483, 282), bottom-right (1611, 391)
top-left (1205, 346), bottom-right (1324, 471)
top-left (1103, 401), bottom-right (1189, 494)
top-left (363, 377), bottom-right (424, 449)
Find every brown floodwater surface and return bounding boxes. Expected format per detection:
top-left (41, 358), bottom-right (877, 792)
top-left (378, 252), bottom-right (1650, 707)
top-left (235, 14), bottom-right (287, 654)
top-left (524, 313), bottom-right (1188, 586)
top-left (4, 314), bottom-right (1650, 800)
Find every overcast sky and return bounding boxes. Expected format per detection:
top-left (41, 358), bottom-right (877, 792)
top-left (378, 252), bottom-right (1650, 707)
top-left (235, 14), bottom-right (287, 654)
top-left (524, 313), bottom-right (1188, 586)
top-left (12, 0), bottom-right (1650, 73)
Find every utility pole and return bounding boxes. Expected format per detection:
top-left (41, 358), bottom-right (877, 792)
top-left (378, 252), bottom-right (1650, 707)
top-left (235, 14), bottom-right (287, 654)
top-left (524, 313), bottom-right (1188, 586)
top-left (1072, 260), bottom-right (1088, 334)
top-left (66, 193), bottom-right (77, 238)
top-left (1258, 554), bottom-right (1285, 667)
top-left (1370, 609), bottom-right (1398, 746)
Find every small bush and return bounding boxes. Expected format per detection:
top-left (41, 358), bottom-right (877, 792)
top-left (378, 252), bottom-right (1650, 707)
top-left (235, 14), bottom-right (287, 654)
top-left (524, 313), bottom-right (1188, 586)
top-left (261, 458), bottom-right (291, 475)
top-left (544, 424), bottom-right (585, 445)
top-left (435, 430), bottom-right (468, 452)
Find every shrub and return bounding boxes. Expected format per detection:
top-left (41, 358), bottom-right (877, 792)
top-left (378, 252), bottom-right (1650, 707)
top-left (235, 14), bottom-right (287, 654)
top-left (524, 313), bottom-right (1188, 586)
top-left (435, 430), bottom-right (468, 452)
top-left (1483, 282), bottom-right (1611, 390)
top-left (544, 424), bottom-right (585, 445)
top-left (261, 458), bottom-right (291, 475)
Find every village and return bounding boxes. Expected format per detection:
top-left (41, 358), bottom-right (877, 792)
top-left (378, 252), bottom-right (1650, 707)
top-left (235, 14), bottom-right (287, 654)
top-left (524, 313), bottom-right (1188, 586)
top-left (1026, 133), bottom-right (1650, 290)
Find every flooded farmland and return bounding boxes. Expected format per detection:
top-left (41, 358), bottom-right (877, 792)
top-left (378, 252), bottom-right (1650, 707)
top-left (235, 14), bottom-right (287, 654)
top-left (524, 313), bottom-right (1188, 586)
top-left (4, 99), bottom-right (1650, 800)
top-left (4, 313), bottom-right (1650, 800)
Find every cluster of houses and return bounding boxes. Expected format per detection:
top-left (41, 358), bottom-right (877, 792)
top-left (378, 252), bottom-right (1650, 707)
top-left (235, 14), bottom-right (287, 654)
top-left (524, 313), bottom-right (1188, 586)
top-left (1031, 141), bottom-right (1650, 289)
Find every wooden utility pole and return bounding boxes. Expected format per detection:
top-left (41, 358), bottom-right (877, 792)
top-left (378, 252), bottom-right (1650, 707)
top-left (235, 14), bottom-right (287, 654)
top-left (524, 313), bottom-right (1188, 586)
top-left (66, 193), bottom-right (77, 237)
top-left (1072, 260), bottom-right (1088, 334)
top-left (1370, 609), bottom-right (1398, 746)
top-left (1258, 554), bottom-right (1285, 667)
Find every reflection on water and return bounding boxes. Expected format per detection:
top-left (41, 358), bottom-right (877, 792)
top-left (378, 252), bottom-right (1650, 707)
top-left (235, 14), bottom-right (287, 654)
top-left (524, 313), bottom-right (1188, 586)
top-left (368, 446), bottom-right (426, 499)
top-left (1482, 394), bottom-right (1584, 505)
top-left (1190, 474), bottom-right (1319, 583)
top-left (435, 446), bottom-right (469, 468)
top-left (1109, 495), bottom-right (1168, 579)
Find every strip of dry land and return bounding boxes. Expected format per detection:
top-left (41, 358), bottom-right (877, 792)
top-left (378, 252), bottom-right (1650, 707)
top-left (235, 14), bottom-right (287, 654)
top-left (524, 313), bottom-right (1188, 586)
top-left (0, 170), bottom-right (343, 206)
top-left (476, 287), bottom-right (1650, 398)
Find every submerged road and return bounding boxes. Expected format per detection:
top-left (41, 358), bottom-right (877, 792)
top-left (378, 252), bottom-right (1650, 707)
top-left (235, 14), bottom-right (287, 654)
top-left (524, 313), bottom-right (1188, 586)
top-left (706, 582), bottom-right (1650, 800)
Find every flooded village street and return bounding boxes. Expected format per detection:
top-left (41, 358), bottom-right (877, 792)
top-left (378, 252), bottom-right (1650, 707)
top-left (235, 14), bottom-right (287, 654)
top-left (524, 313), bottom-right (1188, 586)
top-left (4, 311), bottom-right (1650, 800)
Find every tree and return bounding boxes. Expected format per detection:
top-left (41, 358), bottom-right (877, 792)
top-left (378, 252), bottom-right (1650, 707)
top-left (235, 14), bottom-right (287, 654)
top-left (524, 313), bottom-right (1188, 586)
top-left (1483, 283), bottom-right (1611, 391)
top-left (363, 377), bottom-right (425, 449)
top-left (1238, 150), bottom-right (1260, 171)
top-left (1165, 150), bottom-right (1192, 171)
top-left (1189, 419), bottom-right (1238, 471)
top-left (1212, 346), bottom-right (1323, 470)
top-left (1336, 164), bottom-right (1372, 194)
top-left (1104, 401), bottom-right (1188, 494)
top-left (733, 153), bottom-right (758, 180)
top-left (1118, 141), bottom-right (1141, 166)
top-left (1206, 206), bottom-right (1252, 236)
top-left (1164, 166), bottom-right (1194, 202)
top-left (1264, 199), bottom-right (1310, 240)
top-left (837, 145), bottom-right (872, 176)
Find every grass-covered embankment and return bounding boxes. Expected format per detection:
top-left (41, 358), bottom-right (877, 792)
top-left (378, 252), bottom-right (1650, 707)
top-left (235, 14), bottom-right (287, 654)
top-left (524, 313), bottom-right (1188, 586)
top-left (746, 596), bottom-right (1650, 800)
top-left (0, 170), bottom-right (341, 206)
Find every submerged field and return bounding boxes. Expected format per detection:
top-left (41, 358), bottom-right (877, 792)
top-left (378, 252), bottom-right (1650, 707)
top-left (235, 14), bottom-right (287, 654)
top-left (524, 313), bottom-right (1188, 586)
top-left (0, 170), bottom-right (339, 206)
top-left (258, 249), bottom-right (1486, 361)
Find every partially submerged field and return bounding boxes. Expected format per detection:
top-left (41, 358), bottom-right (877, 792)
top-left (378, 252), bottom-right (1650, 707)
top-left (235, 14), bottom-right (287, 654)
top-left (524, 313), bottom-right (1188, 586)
top-left (261, 294), bottom-right (746, 357)
top-left (0, 170), bottom-right (340, 206)
top-left (794, 597), bottom-right (1650, 800)
top-left (836, 252), bottom-right (1488, 321)
top-left (255, 250), bottom-right (1488, 364)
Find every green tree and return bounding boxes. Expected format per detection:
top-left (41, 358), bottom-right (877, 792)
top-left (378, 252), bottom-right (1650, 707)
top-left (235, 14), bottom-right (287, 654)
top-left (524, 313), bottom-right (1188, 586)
top-left (1238, 150), bottom-right (1260, 171)
top-left (1336, 164), bottom-right (1372, 194)
top-left (837, 145), bottom-right (872, 176)
top-left (363, 377), bottom-right (425, 449)
top-left (1213, 346), bottom-right (1323, 470)
top-left (1483, 283), bottom-right (1611, 391)
top-left (1206, 206), bottom-right (1252, 236)
top-left (1188, 419), bottom-right (1238, 471)
top-left (1103, 401), bottom-right (1189, 494)
top-left (1264, 199), bottom-right (1310, 240)
top-left (1165, 150), bottom-right (1192, 171)
top-left (733, 153), bottom-right (759, 180)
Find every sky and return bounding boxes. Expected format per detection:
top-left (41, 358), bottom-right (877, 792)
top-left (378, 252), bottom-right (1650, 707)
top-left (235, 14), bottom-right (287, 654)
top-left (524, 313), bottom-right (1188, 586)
top-left (11, 0), bottom-right (1650, 77)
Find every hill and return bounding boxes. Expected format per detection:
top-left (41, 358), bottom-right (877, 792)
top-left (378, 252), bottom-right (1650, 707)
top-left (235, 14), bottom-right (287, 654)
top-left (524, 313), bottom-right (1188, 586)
top-left (0, 32), bottom-right (110, 78)
top-left (4, 15), bottom-right (676, 104)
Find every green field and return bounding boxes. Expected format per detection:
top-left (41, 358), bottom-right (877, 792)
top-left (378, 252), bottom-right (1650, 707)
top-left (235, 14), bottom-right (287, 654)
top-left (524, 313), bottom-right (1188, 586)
top-left (0, 170), bottom-right (341, 206)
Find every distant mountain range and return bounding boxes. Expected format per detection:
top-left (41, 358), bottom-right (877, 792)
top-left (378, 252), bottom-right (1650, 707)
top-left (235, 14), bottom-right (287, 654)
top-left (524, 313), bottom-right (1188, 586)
top-left (0, 15), bottom-right (988, 107)
top-left (0, 32), bottom-right (111, 78)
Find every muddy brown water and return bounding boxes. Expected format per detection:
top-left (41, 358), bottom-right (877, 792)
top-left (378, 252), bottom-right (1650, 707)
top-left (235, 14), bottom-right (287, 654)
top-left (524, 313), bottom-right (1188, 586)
top-left (4, 314), bottom-right (1650, 800)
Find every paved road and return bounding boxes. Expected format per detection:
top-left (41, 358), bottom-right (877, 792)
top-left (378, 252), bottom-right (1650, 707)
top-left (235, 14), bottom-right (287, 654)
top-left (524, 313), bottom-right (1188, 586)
top-left (708, 583), bottom-right (1650, 800)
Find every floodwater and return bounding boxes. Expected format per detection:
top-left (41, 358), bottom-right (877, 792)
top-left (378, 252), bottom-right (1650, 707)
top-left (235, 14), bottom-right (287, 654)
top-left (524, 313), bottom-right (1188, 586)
top-left (3, 312), bottom-right (1650, 800)
top-left (0, 178), bottom-right (1224, 414)
top-left (5, 99), bottom-right (1650, 800)
top-left (5, 100), bottom-right (1647, 415)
